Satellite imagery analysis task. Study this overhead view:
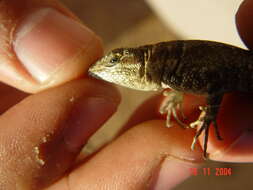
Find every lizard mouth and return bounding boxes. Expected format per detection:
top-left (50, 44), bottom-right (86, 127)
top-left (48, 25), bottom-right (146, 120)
top-left (88, 70), bottom-right (103, 80)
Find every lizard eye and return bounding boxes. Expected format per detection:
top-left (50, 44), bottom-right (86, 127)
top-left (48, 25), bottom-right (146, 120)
top-left (106, 57), bottom-right (119, 67)
top-left (110, 57), bottom-right (119, 63)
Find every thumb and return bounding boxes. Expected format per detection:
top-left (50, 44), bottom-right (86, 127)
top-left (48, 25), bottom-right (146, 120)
top-left (0, 0), bottom-right (102, 93)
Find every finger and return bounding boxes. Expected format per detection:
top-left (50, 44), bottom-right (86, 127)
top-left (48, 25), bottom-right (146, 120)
top-left (48, 120), bottom-right (203, 190)
top-left (236, 0), bottom-right (253, 49)
top-left (0, 78), bottom-right (120, 189)
top-left (203, 93), bottom-right (253, 162)
top-left (122, 91), bottom-right (253, 162)
top-left (0, 0), bottom-right (102, 93)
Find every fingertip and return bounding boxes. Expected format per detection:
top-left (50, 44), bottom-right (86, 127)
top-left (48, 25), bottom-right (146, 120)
top-left (236, 0), bottom-right (253, 49)
top-left (13, 7), bottom-right (103, 93)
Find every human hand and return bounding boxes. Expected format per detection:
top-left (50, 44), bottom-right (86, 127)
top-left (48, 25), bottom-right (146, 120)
top-left (1, 0), bottom-right (252, 190)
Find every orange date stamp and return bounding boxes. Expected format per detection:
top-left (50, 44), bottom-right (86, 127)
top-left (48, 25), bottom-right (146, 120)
top-left (189, 167), bottom-right (232, 176)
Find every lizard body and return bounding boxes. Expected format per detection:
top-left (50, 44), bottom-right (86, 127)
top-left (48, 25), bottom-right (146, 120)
top-left (88, 40), bottom-right (253, 158)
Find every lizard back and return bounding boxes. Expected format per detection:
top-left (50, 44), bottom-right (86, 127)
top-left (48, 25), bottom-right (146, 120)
top-left (146, 40), bottom-right (253, 94)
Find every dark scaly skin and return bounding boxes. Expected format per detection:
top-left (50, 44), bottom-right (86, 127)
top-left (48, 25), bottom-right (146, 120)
top-left (146, 41), bottom-right (253, 94)
top-left (89, 40), bottom-right (253, 158)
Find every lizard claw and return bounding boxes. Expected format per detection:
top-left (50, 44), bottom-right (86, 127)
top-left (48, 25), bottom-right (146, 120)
top-left (159, 90), bottom-right (188, 128)
top-left (190, 104), bottom-right (223, 158)
top-left (190, 106), bottom-right (206, 129)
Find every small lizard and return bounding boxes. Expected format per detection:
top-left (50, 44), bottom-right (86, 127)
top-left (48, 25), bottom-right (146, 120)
top-left (88, 40), bottom-right (253, 158)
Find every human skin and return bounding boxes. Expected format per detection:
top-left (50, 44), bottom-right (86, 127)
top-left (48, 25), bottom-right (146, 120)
top-left (0, 0), bottom-right (252, 189)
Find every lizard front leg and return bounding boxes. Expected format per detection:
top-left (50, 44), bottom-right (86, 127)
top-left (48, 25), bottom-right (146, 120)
top-left (159, 90), bottom-right (187, 128)
top-left (190, 93), bottom-right (224, 158)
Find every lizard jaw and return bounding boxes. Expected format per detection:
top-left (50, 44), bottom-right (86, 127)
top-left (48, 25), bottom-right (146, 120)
top-left (88, 69), bottom-right (103, 80)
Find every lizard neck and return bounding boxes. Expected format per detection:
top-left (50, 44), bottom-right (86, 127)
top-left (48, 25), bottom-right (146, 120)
top-left (133, 45), bottom-right (164, 91)
top-left (144, 41), bottom-right (185, 88)
top-left (136, 45), bottom-right (153, 79)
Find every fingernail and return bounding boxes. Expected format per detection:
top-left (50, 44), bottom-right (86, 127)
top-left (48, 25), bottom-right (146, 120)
top-left (210, 130), bottom-right (253, 162)
top-left (63, 96), bottom-right (118, 152)
top-left (14, 8), bottom-right (95, 83)
top-left (149, 156), bottom-right (200, 190)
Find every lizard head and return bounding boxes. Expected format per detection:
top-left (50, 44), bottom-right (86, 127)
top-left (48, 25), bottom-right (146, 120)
top-left (88, 47), bottom-right (161, 91)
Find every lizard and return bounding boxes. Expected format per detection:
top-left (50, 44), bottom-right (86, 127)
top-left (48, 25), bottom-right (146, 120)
top-left (88, 40), bottom-right (253, 158)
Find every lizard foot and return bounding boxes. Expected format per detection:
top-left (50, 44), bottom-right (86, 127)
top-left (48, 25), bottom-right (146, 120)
top-left (190, 105), bottom-right (223, 158)
top-left (189, 106), bottom-right (206, 129)
top-left (159, 90), bottom-right (188, 128)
